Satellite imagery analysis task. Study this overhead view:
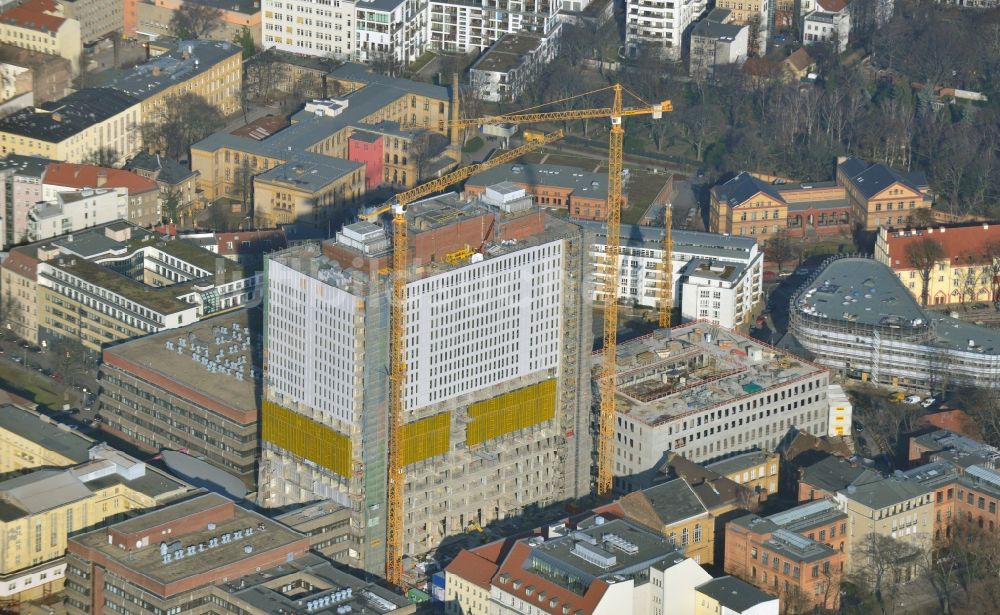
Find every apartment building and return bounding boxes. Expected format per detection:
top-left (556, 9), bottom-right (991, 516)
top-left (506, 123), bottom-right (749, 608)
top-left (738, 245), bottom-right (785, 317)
top-left (875, 222), bottom-right (1000, 307)
top-left (836, 156), bottom-right (932, 232)
top-left (427, 0), bottom-right (558, 55)
top-left (9, 221), bottom-right (261, 352)
top-left (98, 309), bottom-right (262, 486)
top-left (0, 89), bottom-right (139, 164)
top-left (258, 196), bottom-right (592, 576)
top-left (617, 472), bottom-right (741, 565)
top-left (600, 324), bottom-right (832, 480)
top-left (803, 9), bottom-right (849, 52)
top-left (26, 188), bottom-right (123, 241)
top-left (43, 162), bottom-right (160, 228)
top-left (797, 456), bottom-right (882, 503)
top-left (131, 0), bottom-right (261, 44)
top-left (468, 29), bottom-right (561, 102)
top-left (725, 499), bottom-right (847, 610)
top-left (689, 9), bottom-right (748, 80)
top-left (262, 0), bottom-right (354, 58)
top-left (0, 247), bottom-right (40, 343)
top-left (709, 172), bottom-right (851, 241)
top-left (577, 222), bottom-right (764, 328)
top-left (465, 163), bottom-right (626, 221)
top-left (123, 152), bottom-right (200, 213)
top-left (625, 0), bottom-right (708, 61)
top-left (707, 450), bottom-right (781, 501)
top-left (0, 0), bottom-right (81, 73)
top-left (55, 0), bottom-right (123, 42)
top-left (790, 256), bottom-right (1000, 389)
top-left (714, 0), bottom-right (767, 55)
top-left (0, 154), bottom-right (50, 248)
top-left (191, 65), bottom-right (453, 224)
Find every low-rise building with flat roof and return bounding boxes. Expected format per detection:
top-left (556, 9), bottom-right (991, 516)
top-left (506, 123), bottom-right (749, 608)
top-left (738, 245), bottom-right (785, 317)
top-left (26, 188), bottom-right (124, 242)
top-left (468, 29), bottom-right (561, 102)
top-left (790, 256), bottom-right (1000, 390)
top-left (465, 162), bottom-right (625, 221)
top-left (64, 492), bottom-right (315, 615)
top-left (597, 323), bottom-right (831, 477)
top-left (0, 405), bottom-right (192, 602)
top-left (99, 309), bottom-right (262, 486)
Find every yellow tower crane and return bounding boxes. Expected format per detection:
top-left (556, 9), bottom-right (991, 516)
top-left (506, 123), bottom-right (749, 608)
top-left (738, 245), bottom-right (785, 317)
top-left (447, 85), bottom-right (672, 497)
top-left (358, 130), bottom-right (564, 589)
top-left (660, 203), bottom-right (673, 329)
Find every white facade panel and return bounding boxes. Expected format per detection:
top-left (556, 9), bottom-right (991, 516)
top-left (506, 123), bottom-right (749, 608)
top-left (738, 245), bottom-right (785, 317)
top-left (405, 240), bottom-right (563, 410)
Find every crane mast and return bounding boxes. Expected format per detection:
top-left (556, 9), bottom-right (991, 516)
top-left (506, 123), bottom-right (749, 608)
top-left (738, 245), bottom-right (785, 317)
top-left (596, 85), bottom-right (625, 497)
top-left (660, 203), bottom-right (673, 329)
top-left (378, 131), bottom-right (564, 588)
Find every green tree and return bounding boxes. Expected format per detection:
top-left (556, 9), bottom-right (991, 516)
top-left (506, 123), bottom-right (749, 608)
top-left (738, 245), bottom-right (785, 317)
top-left (234, 26), bottom-right (255, 60)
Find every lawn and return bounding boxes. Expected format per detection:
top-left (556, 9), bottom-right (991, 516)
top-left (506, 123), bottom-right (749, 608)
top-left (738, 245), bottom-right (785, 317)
top-left (0, 363), bottom-right (66, 409)
top-left (623, 169), bottom-right (672, 223)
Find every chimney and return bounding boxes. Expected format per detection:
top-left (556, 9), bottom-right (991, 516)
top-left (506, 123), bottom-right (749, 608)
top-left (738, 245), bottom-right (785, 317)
top-left (984, 223), bottom-right (990, 231)
top-left (96, 171), bottom-right (107, 187)
top-left (939, 226), bottom-right (946, 233)
top-left (51, 112), bottom-right (62, 122)
top-left (152, 65), bottom-right (161, 76)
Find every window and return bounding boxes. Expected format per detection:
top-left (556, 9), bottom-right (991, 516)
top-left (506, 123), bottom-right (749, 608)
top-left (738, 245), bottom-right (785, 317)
top-left (681, 528), bottom-right (689, 546)
top-left (694, 524), bottom-right (702, 543)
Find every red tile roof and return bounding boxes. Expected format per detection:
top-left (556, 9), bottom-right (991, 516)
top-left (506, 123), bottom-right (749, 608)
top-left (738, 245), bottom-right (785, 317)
top-left (44, 162), bottom-right (157, 195)
top-left (816, 0), bottom-right (849, 12)
top-left (445, 550), bottom-right (499, 590)
top-left (0, 0), bottom-right (65, 33)
top-left (885, 223), bottom-right (1000, 269)
top-left (1, 248), bottom-right (38, 279)
top-left (494, 542), bottom-right (609, 615)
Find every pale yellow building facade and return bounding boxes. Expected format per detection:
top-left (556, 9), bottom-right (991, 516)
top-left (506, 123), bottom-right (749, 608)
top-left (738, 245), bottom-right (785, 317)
top-left (0, 0), bottom-right (82, 74)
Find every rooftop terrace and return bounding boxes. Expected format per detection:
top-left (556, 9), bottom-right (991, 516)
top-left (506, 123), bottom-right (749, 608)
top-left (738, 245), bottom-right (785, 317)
top-left (598, 324), bottom-right (825, 426)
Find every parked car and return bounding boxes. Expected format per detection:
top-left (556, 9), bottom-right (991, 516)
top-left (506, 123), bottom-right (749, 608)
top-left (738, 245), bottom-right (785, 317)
top-left (854, 421), bottom-right (865, 433)
top-left (795, 267), bottom-right (810, 276)
top-left (921, 398), bottom-right (937, 408)
top-left (888, 391), bottom-right (906, 403)
top-left (904, 395), bottom-right (922, 404)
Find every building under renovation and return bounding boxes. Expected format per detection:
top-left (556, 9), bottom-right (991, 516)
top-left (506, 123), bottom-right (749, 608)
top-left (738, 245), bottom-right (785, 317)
top-left (598, 323), bottom-right (832, 492)
top-left (258, 190), bottom-right (593, 578)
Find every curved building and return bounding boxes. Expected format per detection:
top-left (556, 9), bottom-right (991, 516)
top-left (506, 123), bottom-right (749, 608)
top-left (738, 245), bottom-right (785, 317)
top-left (790, 256), bottom-right (1000, 390)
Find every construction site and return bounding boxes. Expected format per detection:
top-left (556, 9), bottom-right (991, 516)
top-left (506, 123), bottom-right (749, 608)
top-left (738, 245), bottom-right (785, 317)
top-left (596, 323), bottom-right (833, 484)
top-left (255, 79), bottom-right (680, 589)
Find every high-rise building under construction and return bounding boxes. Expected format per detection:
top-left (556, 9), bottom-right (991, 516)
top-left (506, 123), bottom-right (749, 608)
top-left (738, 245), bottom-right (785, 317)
top-left (258, 191), bottom-right (593, 576)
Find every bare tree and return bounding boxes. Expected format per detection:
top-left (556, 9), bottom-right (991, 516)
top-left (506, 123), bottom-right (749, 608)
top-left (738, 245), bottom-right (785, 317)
top-left (170, 3), bottom-right (223, 39)
top-left (229, 158), bottom-right (255, 218)
top-left (766, 229), bottom-right (795, 273)
top-left (855, 533), bottom-right (915, 615)
top-left (140, 93), bottom-right (225, 161)
top-left (984, 240), bottom-right (1000, 309)
top-left (904, 236), bottom-right (945, 307)
top-left (84, 146), bottom-right (119, 167)
top-left (919, 545), bottom-right (959, 615)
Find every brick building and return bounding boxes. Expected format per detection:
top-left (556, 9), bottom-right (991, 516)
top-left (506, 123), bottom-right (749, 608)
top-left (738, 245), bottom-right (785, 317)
top-left (725, 499), bottom-right (847, 611)
top-left (837, 156), bottom-right (932, 232)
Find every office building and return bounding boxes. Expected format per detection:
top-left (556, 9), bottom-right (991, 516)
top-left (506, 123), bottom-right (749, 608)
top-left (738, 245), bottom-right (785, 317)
top-left (262, 0), bottom-right (356, 58)
top-left (99, 309), bottom-right (262, 486)
top-left (258, 196), bottom-right (592, 577)
top-left (9, 221), bottom-right (261, 352)
top-left (445, 514), bottom-right (716, 615)
top-left (55, 0), bottom-right (123, 43)
top-left (599, 323), bottom-right (831, 479)
top-left (26, 188), bottom-right (123, 241)
top-left (789, 256), bottom-right (1000, 390)
top-left (0, 404), bottom-right (191, 603)
top-left (63, 493), bottom-right (314, 615)
top-left (626, 0), bottom-right (708, 61)
top-left (130, 0), bottom-right (261, 45)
